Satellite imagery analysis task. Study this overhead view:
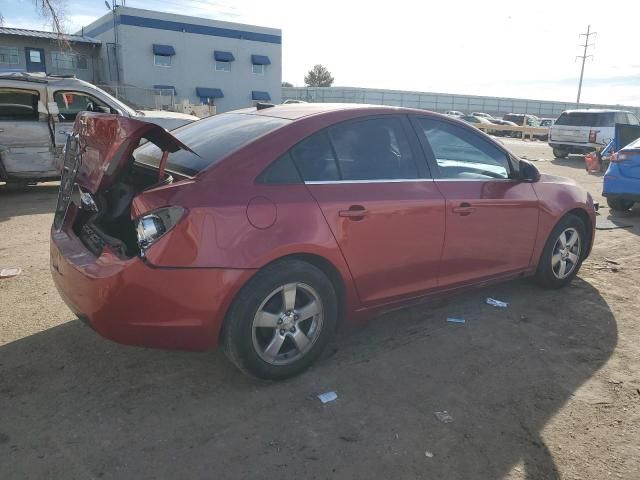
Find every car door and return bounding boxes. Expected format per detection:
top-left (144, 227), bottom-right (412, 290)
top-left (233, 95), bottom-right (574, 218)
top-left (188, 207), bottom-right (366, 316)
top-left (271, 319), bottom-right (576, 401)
top-left (292, 115), bottom-right (446, 306)
top-left (411, 116), bottom-right (539, 287)
top-left (0, 87), bottom-right (56, 179)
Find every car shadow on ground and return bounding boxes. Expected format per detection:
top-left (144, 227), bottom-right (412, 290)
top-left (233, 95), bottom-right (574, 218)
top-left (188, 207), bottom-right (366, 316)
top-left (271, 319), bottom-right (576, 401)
top-left (0, 183), bottom-right (59, 224)
top-left (0, 278), bottom-right (616, 479)
top-left (597, 205), bottom-right (640, 237)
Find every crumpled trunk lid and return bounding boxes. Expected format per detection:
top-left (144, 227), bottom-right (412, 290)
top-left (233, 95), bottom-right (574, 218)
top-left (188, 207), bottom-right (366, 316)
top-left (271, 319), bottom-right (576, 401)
top-left (53, 112), bottom-right (193, 231)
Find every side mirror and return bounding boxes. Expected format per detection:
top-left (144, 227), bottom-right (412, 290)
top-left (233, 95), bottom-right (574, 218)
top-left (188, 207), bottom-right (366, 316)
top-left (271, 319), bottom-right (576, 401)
top-left (519, 159), bottom-right (540, 183)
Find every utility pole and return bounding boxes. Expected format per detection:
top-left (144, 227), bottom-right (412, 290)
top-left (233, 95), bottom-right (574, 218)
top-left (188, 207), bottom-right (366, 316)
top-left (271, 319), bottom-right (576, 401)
top-left (576, 25), bottom-right (596, 105)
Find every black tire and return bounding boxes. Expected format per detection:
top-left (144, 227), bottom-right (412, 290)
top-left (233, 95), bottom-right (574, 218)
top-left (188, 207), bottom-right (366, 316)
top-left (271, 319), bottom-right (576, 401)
top-left (607, 198), bottom-right (634, 212)
top-left (535, 214), bottom-right (587, 289)
top-left (223, 259), bottom-right (337, 380)
top-left (553, 148), bottom-right (569, 159)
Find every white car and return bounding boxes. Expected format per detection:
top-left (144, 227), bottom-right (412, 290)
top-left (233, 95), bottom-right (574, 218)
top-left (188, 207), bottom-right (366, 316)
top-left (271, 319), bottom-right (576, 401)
top-left (445, 110), bottom-right (465, 118)
top-left (549, 109), bottom-right (640, 158)
top-left (0, 72), bottom-right (198, 183)
top-left (471, 112), bottom-right (497, 121)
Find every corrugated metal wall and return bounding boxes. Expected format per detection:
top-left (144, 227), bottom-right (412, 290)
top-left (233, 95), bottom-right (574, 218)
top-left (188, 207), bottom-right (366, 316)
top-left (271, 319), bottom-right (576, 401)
top-left (282, 87), bottom-right (640, 118)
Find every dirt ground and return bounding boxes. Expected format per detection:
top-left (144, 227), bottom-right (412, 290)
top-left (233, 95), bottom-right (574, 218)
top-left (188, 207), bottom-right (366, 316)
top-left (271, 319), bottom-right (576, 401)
top-left (1, 138), bottom-right (639, 480)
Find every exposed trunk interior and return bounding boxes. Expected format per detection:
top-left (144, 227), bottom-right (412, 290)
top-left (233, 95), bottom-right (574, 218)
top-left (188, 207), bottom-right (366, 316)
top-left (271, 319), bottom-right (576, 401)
top-left (73, 163), bottom-right (170, 258)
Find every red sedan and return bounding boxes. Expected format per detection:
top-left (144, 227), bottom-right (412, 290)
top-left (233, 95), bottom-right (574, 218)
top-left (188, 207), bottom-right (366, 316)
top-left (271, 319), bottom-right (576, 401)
top-left (51, 104), bottom-right (596, 379)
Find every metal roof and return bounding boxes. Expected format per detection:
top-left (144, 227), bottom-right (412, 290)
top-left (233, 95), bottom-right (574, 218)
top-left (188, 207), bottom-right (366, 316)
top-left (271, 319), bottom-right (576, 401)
top-left (0, 27), bottom-right (101, 44)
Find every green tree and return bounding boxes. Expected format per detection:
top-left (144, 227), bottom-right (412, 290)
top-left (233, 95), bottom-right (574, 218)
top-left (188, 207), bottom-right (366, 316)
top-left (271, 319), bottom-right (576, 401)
top-left (281, 81), bottom-right (293, 87)
top-left (304, 64), bottom-right (334, 87)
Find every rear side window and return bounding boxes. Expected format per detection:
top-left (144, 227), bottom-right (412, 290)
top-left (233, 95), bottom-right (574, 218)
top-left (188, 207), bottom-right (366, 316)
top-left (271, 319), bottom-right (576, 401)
top-left (257, 152), bottom-right (301, 184)
top-left (555, 112), bottom-right (616, 127)
top-left (416, 117), bottom-right (511, 179)
top-left (0, 89), bottom-right (38, 121)
top-left (290, 130), bottom-right (339, 182)
top-left (328, 117), bottom-right (419, 180)
top-left (134, 113), bottom-right (289, 176)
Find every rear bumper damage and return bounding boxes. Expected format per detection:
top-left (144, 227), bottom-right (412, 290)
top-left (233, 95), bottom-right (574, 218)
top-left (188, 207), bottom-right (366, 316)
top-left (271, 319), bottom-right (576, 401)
top-left (50, 205), bottom-right (254, 351)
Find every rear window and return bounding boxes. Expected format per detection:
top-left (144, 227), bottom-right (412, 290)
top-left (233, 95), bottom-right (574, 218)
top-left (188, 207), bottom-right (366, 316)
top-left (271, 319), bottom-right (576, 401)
top-left (555, 112), bottom-right (618, 127)
top-left (133, 113), bottom-right (289, 176)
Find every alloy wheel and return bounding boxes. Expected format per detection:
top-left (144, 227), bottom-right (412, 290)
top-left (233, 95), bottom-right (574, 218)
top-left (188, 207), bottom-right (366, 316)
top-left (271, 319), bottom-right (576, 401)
top-left (251, 283), bottom-right (324, 365)
top-left (551, 227), bottom-right (581, 279)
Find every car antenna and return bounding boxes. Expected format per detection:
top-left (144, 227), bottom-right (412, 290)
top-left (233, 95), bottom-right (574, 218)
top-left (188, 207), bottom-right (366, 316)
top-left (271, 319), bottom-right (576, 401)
top-left (256, 102), bottom-right (275, 110)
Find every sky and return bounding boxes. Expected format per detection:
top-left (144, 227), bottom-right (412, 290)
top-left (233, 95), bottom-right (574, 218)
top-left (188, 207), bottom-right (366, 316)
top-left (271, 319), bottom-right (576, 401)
top-left (2, 0), bottom-right (639, 106)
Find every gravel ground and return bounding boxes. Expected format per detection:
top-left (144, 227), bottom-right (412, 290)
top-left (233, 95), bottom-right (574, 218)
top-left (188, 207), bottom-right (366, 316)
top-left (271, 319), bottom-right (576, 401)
top-left (1, 139), bottom-right (639, 479)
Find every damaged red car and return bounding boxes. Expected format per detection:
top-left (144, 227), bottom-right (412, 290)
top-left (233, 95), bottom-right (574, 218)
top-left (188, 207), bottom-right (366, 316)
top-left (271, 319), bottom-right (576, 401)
top-left (51, 104), bottom-right (596, 379)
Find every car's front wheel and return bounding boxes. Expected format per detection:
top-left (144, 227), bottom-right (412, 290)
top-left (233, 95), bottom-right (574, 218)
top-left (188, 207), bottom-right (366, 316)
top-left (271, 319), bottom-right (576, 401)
top-left (223, 259), bottom-right (337, 380)
top-left (535, 214), bottom-right (587, 289)
top-left (607, 198), bottom-right (634, 212)
top-left (553, 148), bottom-right (569, 159)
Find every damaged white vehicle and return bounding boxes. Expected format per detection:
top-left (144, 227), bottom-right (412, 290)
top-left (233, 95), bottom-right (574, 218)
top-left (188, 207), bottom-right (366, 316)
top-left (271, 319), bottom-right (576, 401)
top-left (0, 72), bottom-right (198, 184)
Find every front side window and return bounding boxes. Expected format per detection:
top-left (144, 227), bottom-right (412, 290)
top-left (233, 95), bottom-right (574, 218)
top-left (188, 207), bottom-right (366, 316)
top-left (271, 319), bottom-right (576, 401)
top-left (328, 117), bottom-right (419, 180)
top-left (0, 88), bottom-right (38, 120)
top-left (54, 91), bottom-right (110, 122)
top-left (252, 64), bottom-right (265, 75)
top-left (0, 46), bottom-right (19, 64)
top-left (51, 52), bottom-right (88, 70)
top-left (154, 54), bottom-right (171, 67)
top-left (215, 61), bottom-right (231, 72)
top-left (416, 117), bottom-right (511, 180)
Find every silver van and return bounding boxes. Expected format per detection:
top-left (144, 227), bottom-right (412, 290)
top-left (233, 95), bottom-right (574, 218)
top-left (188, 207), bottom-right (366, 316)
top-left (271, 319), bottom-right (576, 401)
top-left (0, 72), bottom-right (198, 184)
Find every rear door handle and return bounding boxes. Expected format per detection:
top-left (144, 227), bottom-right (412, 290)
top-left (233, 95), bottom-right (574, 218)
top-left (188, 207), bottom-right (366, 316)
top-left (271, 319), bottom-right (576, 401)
top-left (338, 205), bottom-right (368, 220)
top-left (452, 202), bottom-right (474, 216)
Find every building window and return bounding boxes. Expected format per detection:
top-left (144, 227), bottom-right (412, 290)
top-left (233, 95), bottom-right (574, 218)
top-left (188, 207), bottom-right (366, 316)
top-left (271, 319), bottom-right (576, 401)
top-left (154, 55), bottom-right (171, 67)
top-left (51, 52), bottom-right (88, 70)
top-left (215, 61), bottom-right (231, 72)
top-left (252, 64), bottom-right (265, 75)
top-left (0, 47), bottom-right (19, 64)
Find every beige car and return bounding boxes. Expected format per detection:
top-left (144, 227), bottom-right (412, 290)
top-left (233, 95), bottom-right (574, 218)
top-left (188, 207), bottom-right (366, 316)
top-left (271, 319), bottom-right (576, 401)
top-left (0, 72), bottom-right (198, 184)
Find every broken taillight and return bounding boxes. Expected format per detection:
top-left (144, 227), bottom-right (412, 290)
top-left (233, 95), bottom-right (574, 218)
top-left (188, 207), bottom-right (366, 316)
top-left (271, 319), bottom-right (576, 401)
top-left (135, 206), bottom-right (185, 255)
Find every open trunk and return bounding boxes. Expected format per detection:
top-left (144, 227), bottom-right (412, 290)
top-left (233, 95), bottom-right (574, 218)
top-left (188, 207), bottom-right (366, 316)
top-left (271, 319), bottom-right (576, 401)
top-left (53, 113), bottom-right (193, 258)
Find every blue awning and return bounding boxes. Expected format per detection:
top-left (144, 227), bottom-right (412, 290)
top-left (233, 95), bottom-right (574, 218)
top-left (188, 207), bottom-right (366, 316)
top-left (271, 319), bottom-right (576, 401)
top-left (251, 91), bottom-right (271, 101)
top-left (153, 85), bottom-right (176, 94)
top-left (214, 50), bottom-right (235, 62)
top-left (153, 44), bottom-right (175, 56)
top-left (251, 54), bottom-right (271, 65)
top-left (196, 87), bottom-right (224, 99)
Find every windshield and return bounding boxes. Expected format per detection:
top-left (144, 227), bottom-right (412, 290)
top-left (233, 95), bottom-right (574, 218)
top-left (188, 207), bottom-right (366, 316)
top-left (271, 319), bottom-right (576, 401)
top-left (92, 85), bottom-right (137, 116)
top-left (555, 112), bottom-right (617, 127)
top-left (133, 113), bottom-right (290, 176)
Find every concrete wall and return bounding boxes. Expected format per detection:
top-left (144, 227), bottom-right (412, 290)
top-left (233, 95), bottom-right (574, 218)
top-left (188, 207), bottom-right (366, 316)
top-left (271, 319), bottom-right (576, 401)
top-left (84, 7), bottom-right (281, 112)
top-left (283, 87), bottom-right (640, 118)
top-left (0, 36), bottom-right (100, 82)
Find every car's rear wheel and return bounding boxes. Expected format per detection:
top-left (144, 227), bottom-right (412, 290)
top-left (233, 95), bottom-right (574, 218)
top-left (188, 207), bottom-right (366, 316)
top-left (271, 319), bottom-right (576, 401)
top-left (553, 148), bottom-right (569, 159)
top-left (607, 198), bottom-right (634, 212)
top-left (223, 259), bottom-right (337, 380)
top-left (535, 214), bottom-right (586, 289)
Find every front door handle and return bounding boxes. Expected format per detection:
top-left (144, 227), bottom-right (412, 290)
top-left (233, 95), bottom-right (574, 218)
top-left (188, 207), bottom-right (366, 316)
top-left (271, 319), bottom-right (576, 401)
top-left (452, 202), bottom-right (474, 216)
top-left (338, 205), bottom-right (368, 220)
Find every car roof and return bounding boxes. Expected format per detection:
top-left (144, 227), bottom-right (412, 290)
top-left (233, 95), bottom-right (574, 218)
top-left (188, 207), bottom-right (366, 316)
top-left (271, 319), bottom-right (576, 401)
top-left (0, 72), bottom-right (98, 89)
top-left (231, 103), bottom-right (430, 121)
top-left (562, 109), bottom-right (631, 114)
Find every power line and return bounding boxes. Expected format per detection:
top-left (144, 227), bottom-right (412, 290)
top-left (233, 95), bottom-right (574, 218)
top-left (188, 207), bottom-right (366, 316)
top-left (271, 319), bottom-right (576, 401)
top-left (576, 25), bottom-right (596, 105)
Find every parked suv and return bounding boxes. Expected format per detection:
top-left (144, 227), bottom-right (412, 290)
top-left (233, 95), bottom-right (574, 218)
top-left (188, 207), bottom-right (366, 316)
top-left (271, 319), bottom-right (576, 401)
top-left (0, 72), bottom-right (198, 184)
top-left (549, 109), bottom-right (640, 159)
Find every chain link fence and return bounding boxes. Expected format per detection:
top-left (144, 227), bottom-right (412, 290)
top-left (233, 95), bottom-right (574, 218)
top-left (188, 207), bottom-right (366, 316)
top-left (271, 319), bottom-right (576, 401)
top-left (97, 85), bottom-right (176, 111)
top-left (283, 87), bottom-right (640, 118)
